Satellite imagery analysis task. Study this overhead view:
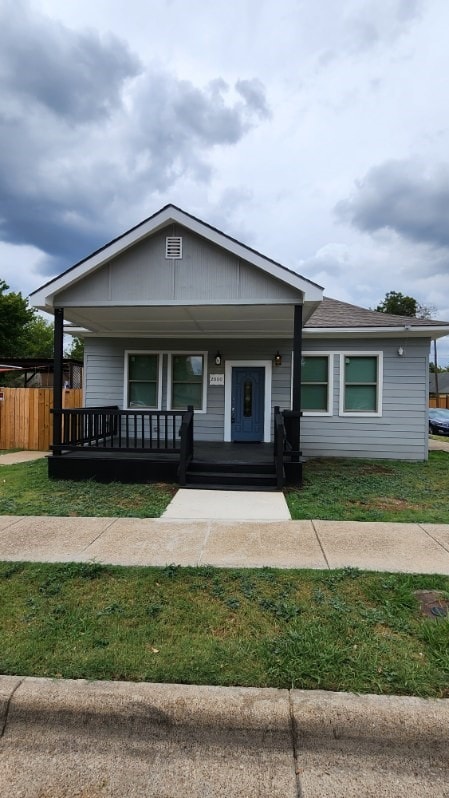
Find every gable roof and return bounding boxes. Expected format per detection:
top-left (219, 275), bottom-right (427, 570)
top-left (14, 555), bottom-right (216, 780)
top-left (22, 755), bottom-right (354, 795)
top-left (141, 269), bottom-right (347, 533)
top-left (30, 204), bottom-right (323, 311)
top-left (305, 297), bottom-right (449, 339)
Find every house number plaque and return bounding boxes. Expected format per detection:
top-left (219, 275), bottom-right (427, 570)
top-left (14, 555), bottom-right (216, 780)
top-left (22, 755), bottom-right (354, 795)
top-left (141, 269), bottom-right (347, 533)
top-left (209, 374), bottom-right (224, 386)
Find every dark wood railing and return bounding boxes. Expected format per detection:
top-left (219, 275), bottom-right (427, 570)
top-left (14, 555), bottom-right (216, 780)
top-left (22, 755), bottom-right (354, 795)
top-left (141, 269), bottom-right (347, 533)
top-left (274, 406), bottom-right (304, 488)
top-left (178, 406), bottom-right (194, 486)
top-left (274, 406), bottom-right (286, 489)
top-left (51, 406), bottom-right (193, 454)
top-left (282, 408), bottom-right (303, 487)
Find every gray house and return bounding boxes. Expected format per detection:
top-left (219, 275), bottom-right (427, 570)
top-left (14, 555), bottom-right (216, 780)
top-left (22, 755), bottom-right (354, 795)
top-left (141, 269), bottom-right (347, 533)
top-left (30, 204), bottom-right (449, 488)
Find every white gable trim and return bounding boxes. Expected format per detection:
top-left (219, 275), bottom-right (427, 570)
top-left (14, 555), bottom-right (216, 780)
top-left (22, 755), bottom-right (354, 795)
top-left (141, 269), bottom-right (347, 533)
top-left (31, 205), bottom-right (323, 309)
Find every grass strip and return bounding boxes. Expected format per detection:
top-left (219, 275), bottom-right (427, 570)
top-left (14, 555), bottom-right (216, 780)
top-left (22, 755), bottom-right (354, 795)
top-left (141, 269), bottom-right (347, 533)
top-left (1, 452), bottom-right (449, 522)
top-left (1, 561), bottom-right (448, 697)
top-left (287, 451), bottom-right (449, 522)
top-left (0, 460), bottom-right (175, 517)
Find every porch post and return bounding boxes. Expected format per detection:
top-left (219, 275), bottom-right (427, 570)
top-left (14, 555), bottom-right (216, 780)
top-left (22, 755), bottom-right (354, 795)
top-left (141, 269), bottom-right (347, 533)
top-left (284, 303), bottom-right (303, 485)
top-left (53, 307), bottom-right (64, 456)
top-left (292, 303), bottom-right (303, 413)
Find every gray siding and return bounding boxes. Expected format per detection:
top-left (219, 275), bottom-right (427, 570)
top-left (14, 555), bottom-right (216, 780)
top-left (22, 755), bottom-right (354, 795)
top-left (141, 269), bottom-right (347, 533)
top-left (84, 338), bottom-right (286, 442)
top-left (56, 226), bottom-right (301, 306)
top-left (84, 336), bottom-right (430, 459)
top-left (300, 338), bottom-right (430, 461)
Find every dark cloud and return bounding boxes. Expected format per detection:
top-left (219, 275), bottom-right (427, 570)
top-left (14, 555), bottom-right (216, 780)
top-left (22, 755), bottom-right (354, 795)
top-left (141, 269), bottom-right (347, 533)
top-left (0, 0), bottom-right (141, 121)
top-left (0, 2), bottom-right (270, 270)
top-left (129, 73), bottom-right (271, 187)
top-left (335, 160), bottom-right (449, 249)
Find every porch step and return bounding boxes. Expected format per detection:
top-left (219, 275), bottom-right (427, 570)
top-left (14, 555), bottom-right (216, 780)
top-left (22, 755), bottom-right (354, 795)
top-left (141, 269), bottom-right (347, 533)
top-left (183, 482), bottom-right (278, 492)
top-left (185, 464), bottom-right (278, 490)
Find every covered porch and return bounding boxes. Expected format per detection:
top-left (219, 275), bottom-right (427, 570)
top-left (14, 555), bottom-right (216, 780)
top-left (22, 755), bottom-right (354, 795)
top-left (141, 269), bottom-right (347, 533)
top-left (49, 405), bottom-right (302, 489)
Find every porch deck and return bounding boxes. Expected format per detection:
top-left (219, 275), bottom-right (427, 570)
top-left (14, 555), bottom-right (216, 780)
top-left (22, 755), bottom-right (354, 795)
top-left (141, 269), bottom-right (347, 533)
top-left (54, 441), bottom-right (274, 463)
top-left (48, 441), bottom-right (279, 488)
top-left (49, 406), bottom-right (301, 488)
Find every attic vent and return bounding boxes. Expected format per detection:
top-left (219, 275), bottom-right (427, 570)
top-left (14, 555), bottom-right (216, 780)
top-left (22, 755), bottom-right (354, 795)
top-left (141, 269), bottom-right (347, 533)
top-left (165, 236), bottom-right (183, 259)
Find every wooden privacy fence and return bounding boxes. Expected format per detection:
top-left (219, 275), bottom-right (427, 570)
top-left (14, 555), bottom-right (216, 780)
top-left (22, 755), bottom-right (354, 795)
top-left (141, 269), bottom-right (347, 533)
top-left (0, 388), bottom-right (83, 451)
top-left (429, 395), bottom-right (449, 410)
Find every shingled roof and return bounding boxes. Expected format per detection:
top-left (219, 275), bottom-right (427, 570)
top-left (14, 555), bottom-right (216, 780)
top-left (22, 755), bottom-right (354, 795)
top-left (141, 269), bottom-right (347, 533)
top-left (306, 297), bottom-right (449, 329)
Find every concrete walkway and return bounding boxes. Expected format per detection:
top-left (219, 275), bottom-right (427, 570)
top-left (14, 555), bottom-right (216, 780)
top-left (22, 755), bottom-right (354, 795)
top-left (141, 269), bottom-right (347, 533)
top-left (429, 437), bottom-right (449, 452)
top-left (162, 487), bottom-right (291, 520)
top-left (1, 514), bottom-right (449, 573)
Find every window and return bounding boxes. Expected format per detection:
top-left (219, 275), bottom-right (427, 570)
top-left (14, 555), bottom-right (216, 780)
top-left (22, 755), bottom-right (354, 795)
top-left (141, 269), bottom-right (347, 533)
top-left (300, 354), bottom-right (332, 414)
top-left (170, 354), bottom-right (205, 411)
top-left (340, 354), bottom-right (382, 415)
top-left (126, 353), bottom-right (160, 408)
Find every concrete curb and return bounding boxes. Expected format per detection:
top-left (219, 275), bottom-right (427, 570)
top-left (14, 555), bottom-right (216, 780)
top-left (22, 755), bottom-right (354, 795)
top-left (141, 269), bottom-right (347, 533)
top-left (1, 676), bottom-right (448, 744)
top-left (291, 688), bottom-right (449, 745)
top-left (2, 677), bottom-right (449, 796)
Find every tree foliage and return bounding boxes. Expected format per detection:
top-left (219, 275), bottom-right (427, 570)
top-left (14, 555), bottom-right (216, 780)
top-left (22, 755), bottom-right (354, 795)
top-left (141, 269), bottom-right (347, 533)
top-left (24, 316), bottom-right (54, 358)
top-left (65, 337), bottom-right (84, 361)
top-left (375, 290), bottom-right (436, 319)
top-left (0, 280), bottom-right (35, 357)
top-left (375, 291), bottom-right (418, 317)
top-left (0, 280), bottom-right (57, 359)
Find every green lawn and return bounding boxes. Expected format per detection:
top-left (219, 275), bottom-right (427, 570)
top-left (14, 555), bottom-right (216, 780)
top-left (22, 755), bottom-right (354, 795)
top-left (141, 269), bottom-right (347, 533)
top-left (0, 460), bottom-right (175, 517)
top-left (0, 451), bottom-right (449, 521)
top-left (287, 451), bottom-right (449, 523)
top-left (1, 561), bottom-right (448, 697)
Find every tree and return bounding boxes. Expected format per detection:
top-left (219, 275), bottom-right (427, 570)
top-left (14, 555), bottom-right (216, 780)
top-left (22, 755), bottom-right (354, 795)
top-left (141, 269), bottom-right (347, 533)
top-left (0, 280), bottom-right (56, 358)
top-left (23, 316), bottom-right (54, 358)
top-left (65, 337), bottom-right (84, 361)
top-left (375, 291), bottom-right (418, 317)
top-left (0, 280), bottom-right (35, 357)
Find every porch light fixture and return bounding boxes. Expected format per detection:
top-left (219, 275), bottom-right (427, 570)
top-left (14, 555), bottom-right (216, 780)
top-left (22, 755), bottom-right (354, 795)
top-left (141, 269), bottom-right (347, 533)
top-left (214, 351), bottom-right (222, 366)
top-left (274, 351), bottom-right (282, 366)
top-left (397, 346), bottom-right (405, 357)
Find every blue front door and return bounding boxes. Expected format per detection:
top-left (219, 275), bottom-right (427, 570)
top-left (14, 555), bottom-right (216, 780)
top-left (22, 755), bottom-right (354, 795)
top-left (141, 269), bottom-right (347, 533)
top-left (231, 367), bottom-right (265, 441)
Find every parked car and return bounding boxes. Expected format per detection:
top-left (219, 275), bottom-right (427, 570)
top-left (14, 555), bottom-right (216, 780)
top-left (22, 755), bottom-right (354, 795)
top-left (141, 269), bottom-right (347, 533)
top-left (429, 408), bottom-right (449, 435)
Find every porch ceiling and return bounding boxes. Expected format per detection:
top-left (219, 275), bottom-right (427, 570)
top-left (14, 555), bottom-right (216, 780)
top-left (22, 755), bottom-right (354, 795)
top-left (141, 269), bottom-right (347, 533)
top-left (63, 303), bottom-right (304, 338)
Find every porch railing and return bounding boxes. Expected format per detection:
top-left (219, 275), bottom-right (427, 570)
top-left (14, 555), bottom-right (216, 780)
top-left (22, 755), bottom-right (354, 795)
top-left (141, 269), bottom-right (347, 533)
top-left (177, 406), bottom-right (194, 486)
top-left (51, 406), bottom-right (193, 455)
top-left (282, 408), bottom-right (303, 488)
top-left (274, 406), bottom-right (286, 489)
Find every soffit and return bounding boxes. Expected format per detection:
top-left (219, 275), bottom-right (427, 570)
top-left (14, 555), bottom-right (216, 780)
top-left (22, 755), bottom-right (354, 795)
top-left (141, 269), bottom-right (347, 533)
top-left (64, 304), bottom-right (297, 338)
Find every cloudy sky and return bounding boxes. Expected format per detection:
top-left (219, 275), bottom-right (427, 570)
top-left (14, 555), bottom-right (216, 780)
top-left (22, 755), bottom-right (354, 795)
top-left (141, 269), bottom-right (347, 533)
top-left (2, 0), bottom-right (449, 361)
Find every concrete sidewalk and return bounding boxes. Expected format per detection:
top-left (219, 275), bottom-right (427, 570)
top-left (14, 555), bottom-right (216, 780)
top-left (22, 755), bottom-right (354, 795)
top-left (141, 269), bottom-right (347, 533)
top-left (0, 450), bottom-right (48, 465)
top-left (1, 514), bottom-right (449, 573)
top-left (1, 676), bottom-right (448, 797)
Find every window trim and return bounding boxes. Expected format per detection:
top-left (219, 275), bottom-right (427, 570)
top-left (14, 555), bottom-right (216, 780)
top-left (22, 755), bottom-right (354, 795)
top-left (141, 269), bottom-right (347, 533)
top-left (123, 350), bottom-right (163, 410)
top-left (298, 351), bottom-right (334, 416)
top-left (167, 351), bottom-right (208, 414)
top-left (339, 352), bottom-right (383, 417)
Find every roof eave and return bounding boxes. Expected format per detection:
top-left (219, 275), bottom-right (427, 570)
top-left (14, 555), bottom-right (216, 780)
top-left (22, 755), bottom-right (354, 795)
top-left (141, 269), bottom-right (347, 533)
top-left (304, 325), bottom-right (449, 339)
